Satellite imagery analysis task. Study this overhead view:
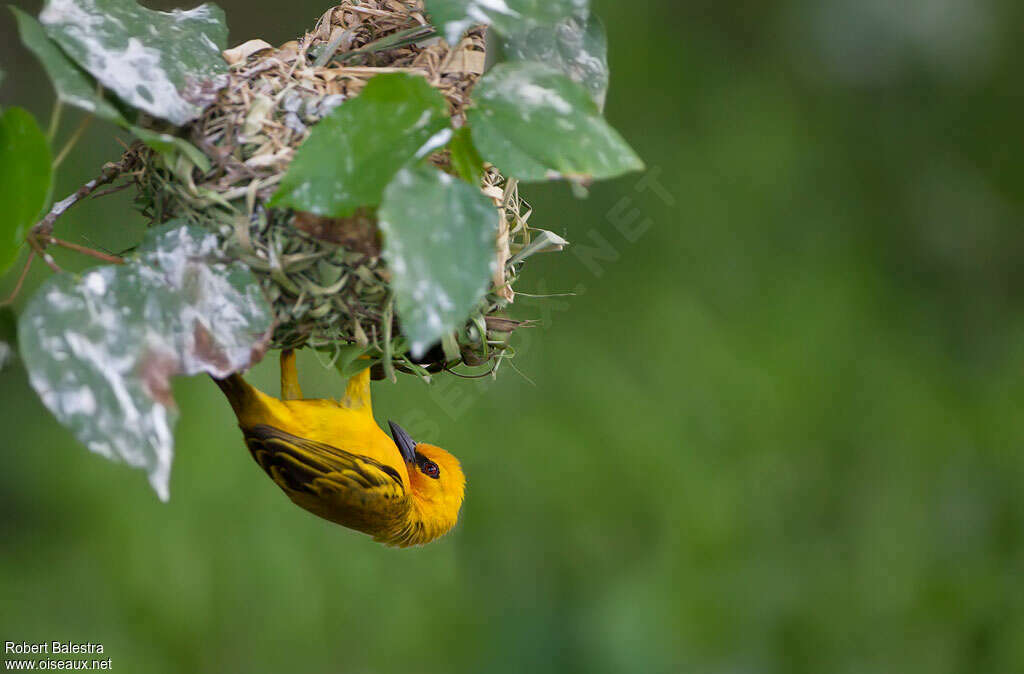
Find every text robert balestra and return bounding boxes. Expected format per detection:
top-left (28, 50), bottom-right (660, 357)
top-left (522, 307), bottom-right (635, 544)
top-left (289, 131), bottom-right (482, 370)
top-left (5, 641), bottom-right (104, 655)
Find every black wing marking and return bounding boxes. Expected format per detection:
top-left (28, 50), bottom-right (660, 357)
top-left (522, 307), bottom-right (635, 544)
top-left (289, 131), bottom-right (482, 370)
top-left (242, 425), bottom-right (408, 518)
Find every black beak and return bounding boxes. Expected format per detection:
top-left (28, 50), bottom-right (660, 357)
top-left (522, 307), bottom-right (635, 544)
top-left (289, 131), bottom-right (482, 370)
top-left (388, 420), bottom-right (417, 464)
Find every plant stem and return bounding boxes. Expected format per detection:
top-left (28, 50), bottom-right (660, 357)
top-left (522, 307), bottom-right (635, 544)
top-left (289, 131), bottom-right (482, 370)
top-left (16, 154), bottom-right (134, 278)
top-left (32, 158), bottom-right (129, 239)
top-left (47, 100), bottom-right (64, 143)
top-left (44, 237), bottom-right (124, 264)
top-left (26, 236), bottom-right (62, 273)
top-left (0, 252), bottom-right (37, 307)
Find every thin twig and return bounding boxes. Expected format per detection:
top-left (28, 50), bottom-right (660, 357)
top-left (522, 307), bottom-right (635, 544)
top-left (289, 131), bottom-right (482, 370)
top-left (20, 157), bottom-right (132, 274)
top-left (0, 252), bottom-right (37, 307)
top-left (26, 236), bottom-right (61, 273)
top-left (52, 114), bottom-right (94, 170)
top-left (90, 182), bottom-right (133, 199)
top-left (78, 233), bottom-right (126, 257)
top-left (505, 357), bottom-right (536, 386)
top-left (45, 237), bottom-right (124, 264)
top-left (31, 159), bottom-right (129, 239)
top-left (47, 100), bottom-right (64, 143)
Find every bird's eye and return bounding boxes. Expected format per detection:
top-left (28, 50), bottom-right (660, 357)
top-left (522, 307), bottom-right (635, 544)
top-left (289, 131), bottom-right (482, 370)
top-left (420, 460), bottom-right (440, 479)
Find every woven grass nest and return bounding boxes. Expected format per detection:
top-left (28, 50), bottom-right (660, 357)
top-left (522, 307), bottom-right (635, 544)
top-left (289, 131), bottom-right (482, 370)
top-left (127, 0), bottom-right (549, 379)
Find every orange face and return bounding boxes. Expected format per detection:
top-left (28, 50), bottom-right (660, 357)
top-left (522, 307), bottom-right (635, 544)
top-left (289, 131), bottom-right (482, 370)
top-left (388, 421), bottom-right (466, 542)
top-left (408, 442), bottom-right (467, 530)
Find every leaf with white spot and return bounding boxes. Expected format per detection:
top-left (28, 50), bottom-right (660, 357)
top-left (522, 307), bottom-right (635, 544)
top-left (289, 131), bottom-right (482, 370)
top-left (39, 0), bottom-right (229, 126)
top-left (467, 62), bottom-right (643, 182)
top-left (379, 166), bottom-right (499, 357)
top-left (425, 0), bottom-right (589, 46)
top-left (272, 73), bottom-right (452, 218)
top-left (500, 13), bottom-right (609, 109)
top-left (12, 7), bottom-right (126, 124)
top-left (18, 223), bottom-right (273, 500)
top-left (14, 8), bottom-right (213, 169)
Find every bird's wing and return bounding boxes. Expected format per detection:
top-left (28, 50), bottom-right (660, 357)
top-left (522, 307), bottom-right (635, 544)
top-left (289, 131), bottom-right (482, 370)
top-left (241, 424), bottom-right (409, 526)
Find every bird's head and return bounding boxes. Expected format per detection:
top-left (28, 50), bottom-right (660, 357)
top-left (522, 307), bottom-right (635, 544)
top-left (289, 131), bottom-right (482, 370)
top-left (387, 421), bottom-right (466, 546)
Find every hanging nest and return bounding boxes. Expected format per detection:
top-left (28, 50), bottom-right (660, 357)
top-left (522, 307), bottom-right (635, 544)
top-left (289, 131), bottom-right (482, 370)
top-left (125, 0), bottom-right (558, 378)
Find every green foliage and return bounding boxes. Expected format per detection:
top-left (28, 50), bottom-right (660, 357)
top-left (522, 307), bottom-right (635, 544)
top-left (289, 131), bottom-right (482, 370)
top-left (3, 0), bottom-right (645, 507)
top-left (11, 7), bottom-right (125, 123)
top-left (271, 73), bottom-right (452, 217)
top-left (426, 0), bottom-right (588, 46)
top-left (420, 0), bottom-right (639, 184)
top-left (332, 343), bottom-right (380, 378)
top-left (500, 13), bottom-right (609, 109)
top-left (131, 127), bottom-right (212, 173)
top-left (14, 5), bottom-right (214, 171)
top-left (38, 0), bottom-right (228, 125)
top-left (447, 126), bottom-right (485, 185)
top-left (0, 106), bottom-right (51, 272)
top-left (17, 223), bottom-right (272, 500)
top-left (378, 165), bottom-right (499, 356)
top-left (467, 62), bottom-right (644, 182)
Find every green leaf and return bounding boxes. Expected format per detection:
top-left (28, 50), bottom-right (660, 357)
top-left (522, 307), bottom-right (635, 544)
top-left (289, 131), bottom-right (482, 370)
top-left (378, 165), bottom-right (499, 357)
top-left (509, 228), bottom-right (569, 263)
top-left (467, 62), bottom-right (644, 182)
top-left (272, 73), bottom-right (452, 217)
top-left (39, 0), bottom-right (229, 126)
top-left (426, 0), bottom-right (589, 46)
top-left (11, 7), bottom-right (126, 124)
top-left (448, 126), bottom-right (485, 185)
top-left (0, 107), bottom-right (52, 272)
top-left (12, 7), bottom-right (211, 170)
top-left (18, 223), bottom-right (273, 500)
top-left (131, 126), bottom-right (212, 174)
top-left (500, 13), bottom-right (609, 110)
top-left (333, 344), bottom-right (378, 379)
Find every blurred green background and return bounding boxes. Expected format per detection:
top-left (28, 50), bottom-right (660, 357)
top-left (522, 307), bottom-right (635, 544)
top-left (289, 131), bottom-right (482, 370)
top-left (3, 0), bottom-right (1024, 672)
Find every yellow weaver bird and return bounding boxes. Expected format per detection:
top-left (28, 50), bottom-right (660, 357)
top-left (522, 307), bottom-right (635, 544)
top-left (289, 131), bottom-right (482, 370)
top-left (214, 351), bottom-right (465, 546)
